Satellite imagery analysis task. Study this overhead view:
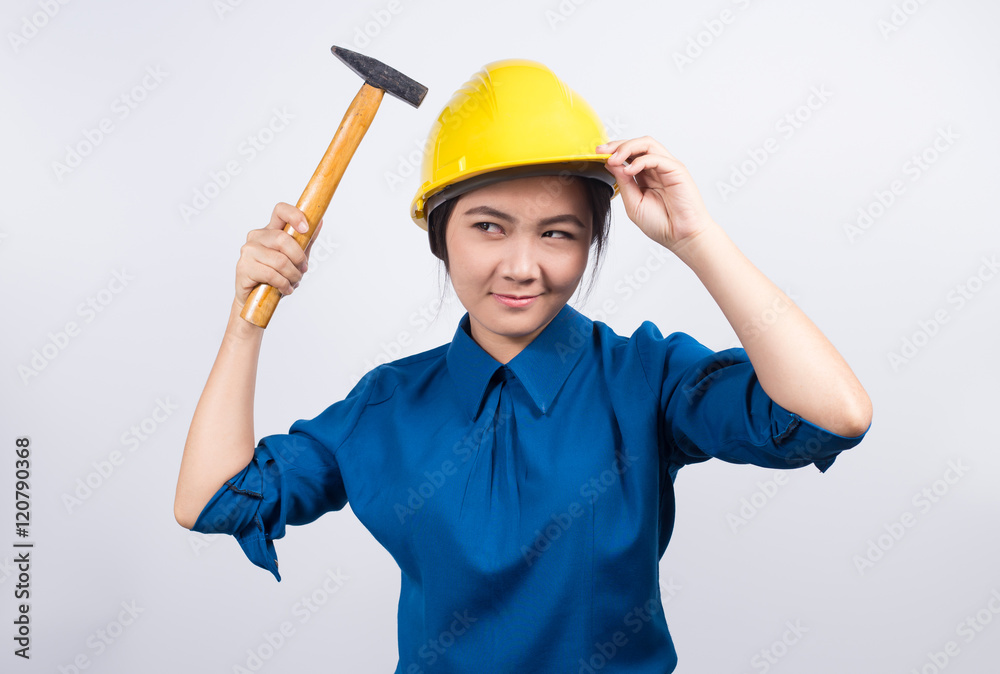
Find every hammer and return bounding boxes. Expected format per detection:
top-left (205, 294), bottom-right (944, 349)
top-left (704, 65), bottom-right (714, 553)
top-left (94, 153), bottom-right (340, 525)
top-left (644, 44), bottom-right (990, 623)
top-left (240, 45), bottom-right (428, 328)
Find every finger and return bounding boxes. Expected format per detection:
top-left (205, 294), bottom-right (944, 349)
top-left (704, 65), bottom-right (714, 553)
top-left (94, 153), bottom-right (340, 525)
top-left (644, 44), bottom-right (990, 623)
top-left (605, 136), bottom-right (676, 167)
top-left (267, 228), bottom-right (310, 273)
top-left (606, 139), bottom-right (645, 168)
top-left (638, 135), bottom-right (675, 160)
top-left (254, 247), bottom-right (305, 293)
top-left (605, 159), bottom-right (644, 209)
top-left (620, 152), bottom-right (680, 178)
top-left (596, 139), bottom-right (627, 154)
top-left (246, 227), bottom-right (309, 274)
top-left (304, 218), bottom-right (324, 260)
top-left (247, 263), bottom-right (297, 296)
top-left (623, 135), bottom-right (673, 159)
top-left (267, 202), bottom-right (310, 234)
top-left (237, 247), bottom-right (300, 298)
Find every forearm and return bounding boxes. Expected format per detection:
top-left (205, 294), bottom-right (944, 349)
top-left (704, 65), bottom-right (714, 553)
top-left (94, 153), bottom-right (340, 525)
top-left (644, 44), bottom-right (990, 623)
top-left (670, 221), bottom-right (872, 436)
top-left (173, 299), bottom-right (264, 528)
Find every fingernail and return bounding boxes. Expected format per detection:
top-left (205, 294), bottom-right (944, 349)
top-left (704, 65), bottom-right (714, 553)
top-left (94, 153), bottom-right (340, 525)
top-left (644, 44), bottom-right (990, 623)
top-left (298, 220), bottom-right (309, 233)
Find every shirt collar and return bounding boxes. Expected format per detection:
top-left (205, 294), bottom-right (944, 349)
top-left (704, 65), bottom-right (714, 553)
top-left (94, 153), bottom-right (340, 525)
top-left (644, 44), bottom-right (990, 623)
top-left (446, 303), bottom-right (594, 420)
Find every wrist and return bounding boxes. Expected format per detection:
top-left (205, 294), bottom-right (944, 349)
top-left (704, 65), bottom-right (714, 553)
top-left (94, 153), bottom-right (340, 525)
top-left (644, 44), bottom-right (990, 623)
top-left (666, 219), bottom-right (730, 267)
top-left (225, 297), bottom-right (264, 343)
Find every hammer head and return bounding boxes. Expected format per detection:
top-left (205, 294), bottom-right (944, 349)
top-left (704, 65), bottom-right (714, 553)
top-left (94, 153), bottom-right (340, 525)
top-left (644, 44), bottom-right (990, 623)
top-left (331, 45), bottom-right (428, 108)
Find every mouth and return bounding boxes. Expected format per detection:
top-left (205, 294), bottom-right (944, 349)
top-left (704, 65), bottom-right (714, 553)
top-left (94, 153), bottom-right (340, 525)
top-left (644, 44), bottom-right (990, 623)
top-left (492, 293), bottom-right (540, 308)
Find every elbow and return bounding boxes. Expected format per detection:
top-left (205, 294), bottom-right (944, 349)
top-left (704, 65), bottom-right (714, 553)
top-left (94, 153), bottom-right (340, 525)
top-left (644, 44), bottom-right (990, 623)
top-left (804, 385), bottom-right (872, 438)
top-left (838, 390), bottom-right (873, 438)
top-left (174, 499), bottom-right (196, 530)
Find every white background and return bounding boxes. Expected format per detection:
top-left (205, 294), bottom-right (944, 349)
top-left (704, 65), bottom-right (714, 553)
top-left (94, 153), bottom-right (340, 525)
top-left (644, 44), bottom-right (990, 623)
top-left (2, 0), bottom-right (998, 672)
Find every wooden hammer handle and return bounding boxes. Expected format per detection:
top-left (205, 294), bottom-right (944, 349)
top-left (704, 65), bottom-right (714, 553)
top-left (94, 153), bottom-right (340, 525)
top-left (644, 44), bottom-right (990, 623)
top-left (240, 82), bottom-right (385, 328)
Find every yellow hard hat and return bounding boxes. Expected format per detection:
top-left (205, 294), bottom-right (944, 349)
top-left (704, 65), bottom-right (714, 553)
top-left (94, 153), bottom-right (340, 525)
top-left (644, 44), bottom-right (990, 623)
top-left (409, 59), bottom-right (619, 231)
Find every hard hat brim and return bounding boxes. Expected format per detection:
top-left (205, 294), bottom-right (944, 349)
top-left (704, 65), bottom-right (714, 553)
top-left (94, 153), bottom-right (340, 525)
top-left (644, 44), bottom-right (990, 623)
top-left (413, 157), bottom-right (619, 230)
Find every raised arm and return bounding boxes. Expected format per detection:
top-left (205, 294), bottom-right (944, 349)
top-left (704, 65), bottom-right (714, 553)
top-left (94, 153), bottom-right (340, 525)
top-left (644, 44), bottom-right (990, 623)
top-left (600, 137), bottom-right (872, 437)
top-left (173, 203), bottom-right (321, 529)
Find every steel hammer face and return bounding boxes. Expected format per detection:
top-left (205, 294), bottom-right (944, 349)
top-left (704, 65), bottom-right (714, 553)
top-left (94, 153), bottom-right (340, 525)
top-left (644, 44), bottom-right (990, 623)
top-left (331, 45), bottom-right (427, 108)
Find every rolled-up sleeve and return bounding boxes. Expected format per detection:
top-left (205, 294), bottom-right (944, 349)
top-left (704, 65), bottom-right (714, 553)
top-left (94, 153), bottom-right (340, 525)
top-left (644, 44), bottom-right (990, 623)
top-left (191, 367), bottom-right (380, 581)
top-left (634, 323), bottom-right (868, 476)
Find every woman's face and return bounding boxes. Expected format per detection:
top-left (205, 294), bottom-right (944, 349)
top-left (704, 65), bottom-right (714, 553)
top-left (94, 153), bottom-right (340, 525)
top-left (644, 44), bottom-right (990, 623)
top-left (444, 175), bottom-right (593, 363)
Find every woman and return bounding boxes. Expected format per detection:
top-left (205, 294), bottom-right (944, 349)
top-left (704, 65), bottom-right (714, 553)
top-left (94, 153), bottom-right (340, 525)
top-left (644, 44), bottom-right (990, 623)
top-left (174, 59), bottom-right (872, 672)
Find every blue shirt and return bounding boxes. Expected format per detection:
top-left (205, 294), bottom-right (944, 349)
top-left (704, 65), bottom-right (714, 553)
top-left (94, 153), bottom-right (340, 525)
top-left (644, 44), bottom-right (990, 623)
top-left (192, 303), bottom-right (868, 672)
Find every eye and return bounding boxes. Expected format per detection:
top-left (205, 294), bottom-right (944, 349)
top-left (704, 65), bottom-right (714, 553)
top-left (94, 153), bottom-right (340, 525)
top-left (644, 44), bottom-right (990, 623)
top-left (474, 222), bottom-right (502, 233)
top-left (543, 230), bottom-right (574, 240)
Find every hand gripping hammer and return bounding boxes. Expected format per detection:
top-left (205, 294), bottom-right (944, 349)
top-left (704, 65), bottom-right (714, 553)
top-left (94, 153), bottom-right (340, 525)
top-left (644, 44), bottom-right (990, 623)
top-left (240, 46), bottom-right (428, 328)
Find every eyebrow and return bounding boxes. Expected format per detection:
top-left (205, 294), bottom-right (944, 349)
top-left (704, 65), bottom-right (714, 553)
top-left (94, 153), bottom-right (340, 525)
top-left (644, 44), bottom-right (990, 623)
top-left (461, 205), bottom-right (586, 229)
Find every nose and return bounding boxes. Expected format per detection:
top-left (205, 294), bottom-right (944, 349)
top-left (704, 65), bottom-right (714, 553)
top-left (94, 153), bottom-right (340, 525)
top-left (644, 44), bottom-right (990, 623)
top-left (498, 233), bottom-right (541, 284)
